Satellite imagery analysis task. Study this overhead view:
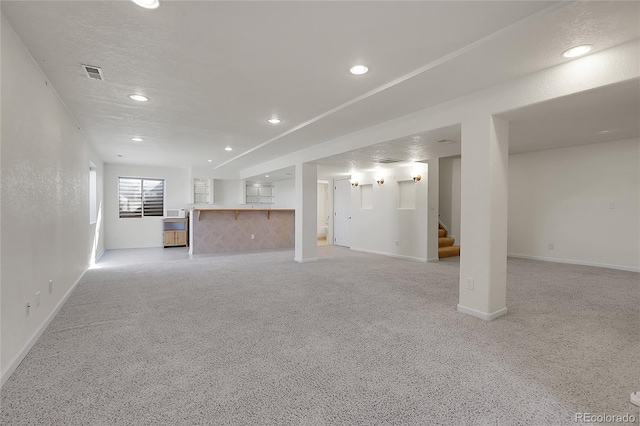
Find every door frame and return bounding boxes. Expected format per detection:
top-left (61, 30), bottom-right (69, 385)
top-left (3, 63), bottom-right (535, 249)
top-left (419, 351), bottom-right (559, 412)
top-left (333, 177), bottom-right (352, 247)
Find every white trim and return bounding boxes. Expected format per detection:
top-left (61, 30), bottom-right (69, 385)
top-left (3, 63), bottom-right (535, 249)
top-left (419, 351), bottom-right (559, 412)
top-left (427, 257), bottom-right (440, 263)
top-left (507, 253), bottom-right (640, 273)
top-left (350, 247), bottom-right (426, 263)
top-left (294, 257), bottom-right (318, 263)
top-left (457, 304), bottom-right (508, 321)
top-left (1, 270), bottom-right (87, 388)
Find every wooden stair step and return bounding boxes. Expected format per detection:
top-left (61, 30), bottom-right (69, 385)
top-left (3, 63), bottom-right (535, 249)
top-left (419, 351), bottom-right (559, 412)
top-left (438, 237), bottom-right (455, 247)
top-left (438, 229), bottom-right (446, 237)
top-left (438, 245), bottom-right (460, 258)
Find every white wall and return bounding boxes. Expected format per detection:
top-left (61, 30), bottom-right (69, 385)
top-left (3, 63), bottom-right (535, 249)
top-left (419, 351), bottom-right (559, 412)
top-left (211, 179), bottom-right (246, 208)
top-left (89, 156), bottom-right (105, 264)
top-left (316, 182), bottom-right (330, 230)
top-left (439, 156), bottom-right (461, 244)
top-left (207, 178), bottom-right (295, 209)
top-left (508, 139), bottom-right (640, 271)
top-left (271, 179), bottom-right (295, 209)
top-left (104, 164), bottom-right (190, 249)
top-left (1, 17), bottom-right (104, 381)
top-left (104, 167), bottom-right (296, 249)
top-left (350, 165), bottom-right (429, 261)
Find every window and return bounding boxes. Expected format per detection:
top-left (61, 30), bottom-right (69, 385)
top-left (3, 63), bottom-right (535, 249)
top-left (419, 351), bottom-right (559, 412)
top-left (118, 177), bottom-right (164, 218)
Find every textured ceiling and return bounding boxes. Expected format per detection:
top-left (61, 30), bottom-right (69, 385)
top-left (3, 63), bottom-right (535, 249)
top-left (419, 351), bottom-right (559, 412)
top-left (2, 1), bottom-right (639, 174)
top-left (313, 125), bottom-right (461, 171)
top-left (502, 79), bottom-right (640, 154)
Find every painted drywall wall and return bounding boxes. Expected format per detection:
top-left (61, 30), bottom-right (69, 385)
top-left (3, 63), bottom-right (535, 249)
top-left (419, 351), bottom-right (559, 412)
top-left (317, 182), bottom-right (330, 231)
top-left (89, 156), bottom-right (105, 264)
top-left (205, 178), bottom-right (295, 209)
top-left (104, 164), bottom-right (190, 249)
top-left (211, 179), bottom-right (246, 208)
top-left (1, 17), bottom-right (104, 380)
top-left (104, 167), bottom-right (295, 249)
top-left (508, 138), bottom-right (640, 271)
top-left (439, 156), bottom-right (461, 245)
top-left (271, 179), bottom-right (295, 209)
top-left (350, 165), bottom-right (428, 261)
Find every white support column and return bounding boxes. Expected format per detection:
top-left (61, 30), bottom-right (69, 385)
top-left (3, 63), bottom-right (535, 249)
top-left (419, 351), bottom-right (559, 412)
top-left (294, 163), bottom-right (318, 263)
top-left (426, 159), bottom-right (439, 262)
top-left (458, 114), bottom-right (509, 320)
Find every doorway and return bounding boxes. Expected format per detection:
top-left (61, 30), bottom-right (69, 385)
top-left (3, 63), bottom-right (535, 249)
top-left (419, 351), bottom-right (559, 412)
top-left (333, 178), bottom-right (351, 247)
top-left (317, 181), bottom-right (330, 246)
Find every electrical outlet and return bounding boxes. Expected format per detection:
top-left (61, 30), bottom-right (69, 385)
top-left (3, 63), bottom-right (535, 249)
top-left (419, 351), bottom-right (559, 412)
top-left (466, 277), bottom-right (474, 290)
top-left (49, 280), bottom-right (53, 294)
top-left (395, 240), bottom-right (399, 246)
top-left (609, 202), bottom-right (616, 210)
top-left (35, 291), bottom-right (41, 307)
top-left (251, 234), bottom-right (255, 240)
top-left (548, 243), bottom-right (554, 250)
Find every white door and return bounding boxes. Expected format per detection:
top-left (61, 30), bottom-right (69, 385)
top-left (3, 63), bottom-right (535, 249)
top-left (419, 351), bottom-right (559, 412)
top-left (334, 178), bottom-right (351, 247)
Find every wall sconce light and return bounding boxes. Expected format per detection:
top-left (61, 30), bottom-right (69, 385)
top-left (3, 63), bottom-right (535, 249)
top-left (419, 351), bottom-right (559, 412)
top-left (412, 174), bottom-right (422, 183)
top-left (351, 181), bottom-right (359, 188)
top-left (376, 178), bottom-right (385, 186)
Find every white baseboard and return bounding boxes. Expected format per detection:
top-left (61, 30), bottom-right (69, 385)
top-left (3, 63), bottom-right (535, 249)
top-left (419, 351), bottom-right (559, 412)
top-left (1, 269), bottom-right (87, 388)
top-left (457, 304), bottom-right (508, 321)
top-left (95, 248), bottom-right (105, 263)
top-left (507, 253), bottom-right (640, 273)
top-left (427, 257), bottom-right (440, 263)
top-left (294, 257), bottom-right (318, 263)
top-left (350, 247), bottom-right (426, 263)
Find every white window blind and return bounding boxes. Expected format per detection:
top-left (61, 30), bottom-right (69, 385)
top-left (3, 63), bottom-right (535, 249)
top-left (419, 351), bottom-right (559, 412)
top-left (118, 177), bottom-right (164, 218)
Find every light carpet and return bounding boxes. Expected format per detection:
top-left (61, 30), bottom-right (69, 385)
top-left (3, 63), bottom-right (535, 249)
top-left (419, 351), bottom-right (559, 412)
top-left (2, 246), bottom-right (639, 425)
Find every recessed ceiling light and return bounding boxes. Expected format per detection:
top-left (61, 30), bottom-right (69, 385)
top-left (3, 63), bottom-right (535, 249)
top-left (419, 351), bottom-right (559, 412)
top-left (265, 175), bottom-right (270, 178)
top-left (208, 159), bottom-right (212, 162)
top-left (129, 94), bottom-right (149, 102)
top-left (350, 65), bottom-right (369, 75)
top-left (267, 118), bottom-right (282, 125)
top-left (562, 45), bottom-right (593, 58)
top-left (225, 146), bottom-right (233, 151)
top-left (131, 0), bottom-right (160, 9)
top-left (131, 137), bottom-right (143, 142)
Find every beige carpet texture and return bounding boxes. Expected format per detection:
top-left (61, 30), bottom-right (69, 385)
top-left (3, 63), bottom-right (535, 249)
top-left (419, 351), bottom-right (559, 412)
top-left (2, 246), bottom-right (639, 425)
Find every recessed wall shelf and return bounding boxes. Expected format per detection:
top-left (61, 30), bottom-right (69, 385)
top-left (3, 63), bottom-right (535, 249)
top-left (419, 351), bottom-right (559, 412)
top-left (191, 178), bottom-right (213, 204)
top-left (245, 182), bottom-right (274, 205)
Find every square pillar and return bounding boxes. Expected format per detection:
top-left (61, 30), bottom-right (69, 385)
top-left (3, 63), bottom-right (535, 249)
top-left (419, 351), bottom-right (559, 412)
top-left (295, 163), bottom-right (318, 263)
top-left (458, 114), bottom-right (509, 320)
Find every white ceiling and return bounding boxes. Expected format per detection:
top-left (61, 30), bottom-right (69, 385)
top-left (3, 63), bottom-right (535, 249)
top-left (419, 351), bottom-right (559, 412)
top-left (312, 78), bottom-right (640, 175)
top-left (313, 125), bottom-right (461, 171)
top-left (501, 79), bottom-right (640, 154)
top-left (2, 1), bottom-right (639, 174)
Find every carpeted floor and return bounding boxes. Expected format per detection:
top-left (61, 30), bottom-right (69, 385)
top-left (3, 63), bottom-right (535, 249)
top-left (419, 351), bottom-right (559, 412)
top-left (2, 246), bottom-right (639, 425)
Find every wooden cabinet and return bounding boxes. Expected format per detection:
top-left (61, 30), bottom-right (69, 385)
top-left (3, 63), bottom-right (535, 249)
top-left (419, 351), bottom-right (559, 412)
top-left (163, 217), bottom-right (188, 247)
top-left (175, 230), bottom-right (187, 246)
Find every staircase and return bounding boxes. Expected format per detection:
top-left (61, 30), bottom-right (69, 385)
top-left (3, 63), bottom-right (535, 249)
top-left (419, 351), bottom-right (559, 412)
top-left (438, 222), bottom-right (460, 259)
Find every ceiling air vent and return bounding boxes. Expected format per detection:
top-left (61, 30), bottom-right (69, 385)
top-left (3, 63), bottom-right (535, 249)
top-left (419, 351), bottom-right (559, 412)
top-left (373, 158), bottom-right (402, 164)
top-left (82, 64), bottom-right (104, 81)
